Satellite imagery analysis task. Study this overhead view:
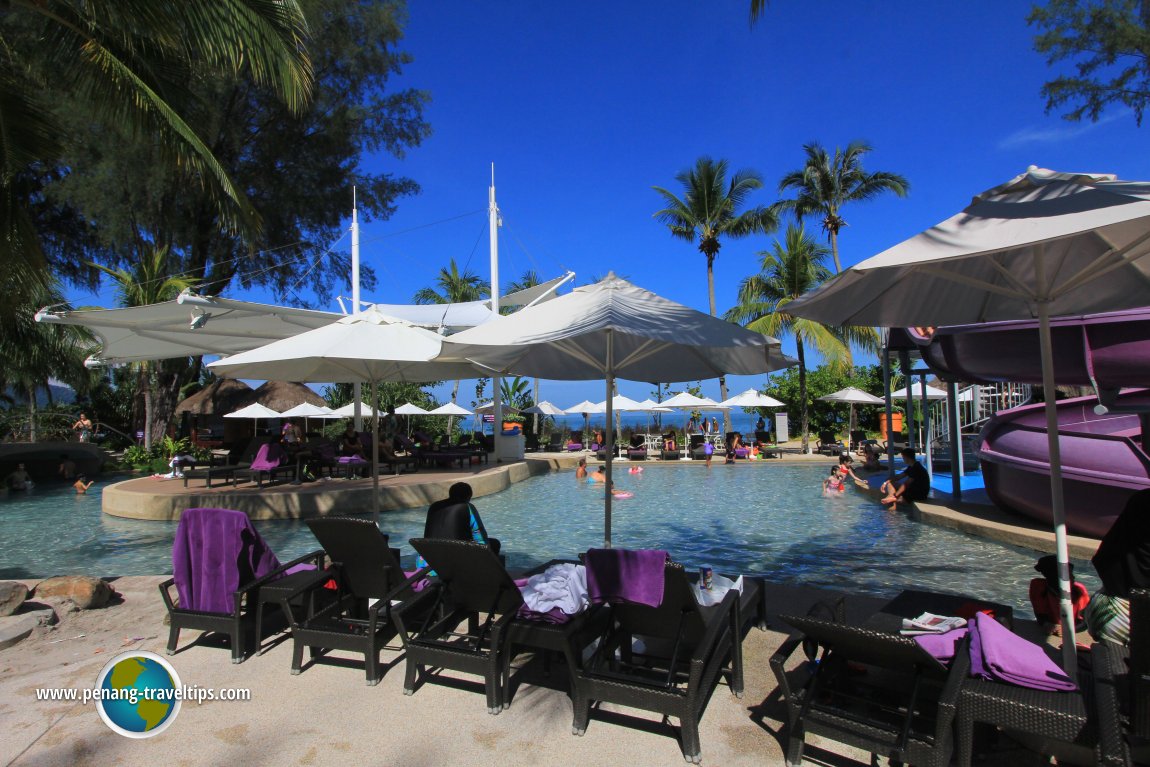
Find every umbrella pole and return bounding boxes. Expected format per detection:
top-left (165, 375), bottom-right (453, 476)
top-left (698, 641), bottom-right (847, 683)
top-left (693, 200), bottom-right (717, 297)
top-left (604, 330), bottom-right (614, 548)
top-left (371, 380), bottom-right (381, 527)
top-left (1038, 297), bottom-right (1078, 676)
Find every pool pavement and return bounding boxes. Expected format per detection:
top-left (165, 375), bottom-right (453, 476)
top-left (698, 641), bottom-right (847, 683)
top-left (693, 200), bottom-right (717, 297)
top-left (0, 574), bottom-right (1083, 767)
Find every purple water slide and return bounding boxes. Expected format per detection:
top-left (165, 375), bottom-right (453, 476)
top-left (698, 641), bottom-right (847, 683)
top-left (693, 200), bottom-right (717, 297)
top-left (901, 308), bottom-right (1150, 538)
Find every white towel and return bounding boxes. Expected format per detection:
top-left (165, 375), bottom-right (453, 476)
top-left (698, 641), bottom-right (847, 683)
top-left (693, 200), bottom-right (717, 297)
top-left (520, 563), bottom-right (589, 615)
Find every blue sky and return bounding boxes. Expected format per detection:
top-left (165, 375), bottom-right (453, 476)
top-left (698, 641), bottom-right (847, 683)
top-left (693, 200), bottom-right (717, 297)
top-left (79, 1), bottom-right (1150, 408)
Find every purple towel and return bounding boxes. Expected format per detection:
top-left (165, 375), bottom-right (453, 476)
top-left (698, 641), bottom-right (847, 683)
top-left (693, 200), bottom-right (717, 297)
top-left (249, 443), bottom-right (284, 471)
top-left (585, 548), bottom-right (668, 608)
top-left (172, 508), bottom-right (283, 614)
top-left (915, 627), bottom-right (968, 662)
top-left (338, 455), bottom-right (367, 464)
top-left (970, 612), bottom-right (1077, 691)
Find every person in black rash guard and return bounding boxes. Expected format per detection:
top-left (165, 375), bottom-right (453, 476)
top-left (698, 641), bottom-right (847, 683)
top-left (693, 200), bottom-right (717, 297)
top-left (880, 448), bottom-right (930, 510)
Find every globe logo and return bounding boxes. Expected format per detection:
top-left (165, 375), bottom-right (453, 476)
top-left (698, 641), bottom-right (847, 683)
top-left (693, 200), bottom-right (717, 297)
top-left (94, 651), bottom-right (182, 738)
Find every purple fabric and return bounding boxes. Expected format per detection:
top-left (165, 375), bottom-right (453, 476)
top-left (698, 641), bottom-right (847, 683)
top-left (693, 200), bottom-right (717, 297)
top-left (249, 443), bottom-right (284, 471)
top-left (402, 570), bottom-right (430, 592)
top-left (566, 443), bottom-right (582, 451)
top-left (338, 455), bottom-right (367, 464)
top-left (970, 612), bottom-right (1077, 691)
top-left (172, 508), bottom-right (283, 614)
top-left (914, 627), bottom-right (968, 662)
top-left (585, 548), bottom-right (668, 608)
top-left (735, 447), bottom-right (750, 458)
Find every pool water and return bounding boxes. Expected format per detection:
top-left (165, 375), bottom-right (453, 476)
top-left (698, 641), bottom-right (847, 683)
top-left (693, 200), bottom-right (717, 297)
top-left (0, 466), bottom-right (1100, 619)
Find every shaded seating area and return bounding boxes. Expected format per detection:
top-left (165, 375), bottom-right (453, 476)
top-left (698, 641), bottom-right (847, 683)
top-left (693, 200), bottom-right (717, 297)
top-left (1091, 588), bottom-right (1150, 766)
top-left (566, 430), bottom-right (584, 451)
top-left (282, 517), bottom-right (423, 685)
top-left (660, 431), bottom-right (681, 461)
top-left (393, 539), bottom-right (524, 713)
top-left (771, 613), bottom-right (969, 767)
top-left (160, 507), bottom-right (324, 663)
top-left (242, 441), bottom-right (297, 486)
top-left (571, 551), bottom-right (752, 764)
top-left (625, 434), bottom-right (648, 461)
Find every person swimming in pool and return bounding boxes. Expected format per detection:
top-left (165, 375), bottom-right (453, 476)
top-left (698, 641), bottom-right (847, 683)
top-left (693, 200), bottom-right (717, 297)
top-left (575, 457), bottom-right (588, 479)
top-left (74, 475), bottom-right (94, 494)
top-left (823, 466), bottom-right (845, 494)
top-left (589, 465), bottom-right (607, 483)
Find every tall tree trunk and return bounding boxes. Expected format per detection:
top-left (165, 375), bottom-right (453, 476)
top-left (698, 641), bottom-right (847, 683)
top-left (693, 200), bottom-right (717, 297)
top-left (533, 377), bottom-right (539, 436)
top-left (148, 370), bottom-right (181, 448)
top-left (830, 229), bottom-right (842, 274)
top-left (797, 339), bottom-right (809, 452)
top-left (706, 258), bottom-right (732, 433)
top-left (27, 385), bottom-right (36, 442)
top-left (141, 364), bottom-right (153, 449)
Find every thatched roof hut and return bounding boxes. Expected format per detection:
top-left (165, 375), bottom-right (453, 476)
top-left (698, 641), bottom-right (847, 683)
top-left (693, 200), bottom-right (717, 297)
top-left (243, 381), bottom-right (326, 412)
top-left (174, 379), bottom-right (253, 416)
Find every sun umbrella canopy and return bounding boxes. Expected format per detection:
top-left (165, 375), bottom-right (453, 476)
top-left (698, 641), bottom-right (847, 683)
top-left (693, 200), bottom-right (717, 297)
top-left (223, 403), bottom-right (282, 419)
top-left (564, 400), bottom-right (599, 414)
top-left (786, 167), bottom-right (1150, 675)
top-left (892, 384), bottom-right (948, 400)
top-left (438, 274), bottom-right (794, 381)
top-left (584, 395), bottom-right (647, 413)
top-left (330, 401), bottom-right (376, 418)
top-left (394, 403), bottom-right (430, 415)
top-left (818, 387), bottom-right (886, 405)
top-left (720, 389), bottom-right (785, 408)
top-left (635, 399), bottom-right (674, 413)
top-left (279, 402), bottom-right (335, 418)
top-left (522, 401), bottom-right (568, 416)
top-left (473, 401), bottom-right (521, 414)
top-left (208, 306), bottom-right (484, 383)
top-left (659, 392), bottom-right (727, 410)
top-left (429, 402), bottom-right (473, 416)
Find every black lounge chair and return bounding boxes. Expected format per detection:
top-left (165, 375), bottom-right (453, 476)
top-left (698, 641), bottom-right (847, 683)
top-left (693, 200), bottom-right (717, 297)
top-left (281, 517), bottom-right (422, 685)
top-left (544, 434), bottom-right (562, 451)
top-left (566, 430), bottom-right (585, 451)
top-left (626, 434), bottom-right (648, 461)
top-left (393, 539), bottom-right (524, 714)
top-left (160, 507), bottom-right (324, 663)
top-left (380, 442), bottom-right (419, 474)
top-left (660, 432), bottom-right (681, 461)
top-left (688, 434), bottom-right (707, 460)
top-left (849, 429), bottom-right (868, 452)
top-left (771, 613), bottom-right (968, 767)
top-left (816, 430), bottom-right (845, 456)
top-left (1085, 588), bottom-right (1150, 766)
top-left (571, 559), bottom-right (746, 764)
top-left (242, 441), bottom-right (296, 486)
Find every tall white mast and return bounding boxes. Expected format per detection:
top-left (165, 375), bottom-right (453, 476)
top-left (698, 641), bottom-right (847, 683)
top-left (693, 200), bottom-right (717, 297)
top-left (351, 188), bottom-right (363, 430)
top-left (489, 165), bottom-right (503, 445)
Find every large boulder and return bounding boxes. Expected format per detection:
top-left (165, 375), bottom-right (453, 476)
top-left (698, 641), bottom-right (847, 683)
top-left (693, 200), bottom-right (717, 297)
top-left (0, 581), bottom-right (28, 616)
top-left (33, 576), bottom-right (114, 610)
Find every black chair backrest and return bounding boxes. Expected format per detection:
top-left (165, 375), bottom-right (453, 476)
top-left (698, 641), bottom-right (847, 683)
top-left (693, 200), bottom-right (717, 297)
top-left (410, 538), bottom-right (523, 614)
top-left (754, 430), bottom-right (770, 444)
top-left (306, 517), bottom-right (411, 600)
top-left (850, 429), bottom-right (866, 446)
top-left (609, 562), bottom-right (707, 646)
top-left (1131, 588), bottom-right (1150, 737)
top-left (424, 500), bottom-right (473, 540)
top-left (689, 434), bottom-right (705, 449)
top-left (780, 613), bottom-right (948, 676)
top-left (630, 434), bottom-right (645, 449)
top-left (570, 430), bottom-right (583, 443)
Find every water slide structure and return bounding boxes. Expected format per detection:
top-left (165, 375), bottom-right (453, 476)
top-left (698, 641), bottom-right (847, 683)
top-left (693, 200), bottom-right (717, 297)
top-left (905, 308), bottom-right (1150, 538)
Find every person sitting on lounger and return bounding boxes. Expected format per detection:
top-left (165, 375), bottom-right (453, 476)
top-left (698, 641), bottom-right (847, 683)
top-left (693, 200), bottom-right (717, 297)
top-left (416, 482), bottom-right (500, 569)
top-left (340, 423), bottom-right (364, 458)
top-left (1085, 489), bottom-right (1150, 645)
top-left (663, 432), bottom-right (677, 451)
top-left (880, 448), bottom-right (930, 509)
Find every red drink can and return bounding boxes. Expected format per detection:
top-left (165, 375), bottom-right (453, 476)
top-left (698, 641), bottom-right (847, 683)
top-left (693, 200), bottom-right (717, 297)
top-left (699, 565), bottom-right (713, 590)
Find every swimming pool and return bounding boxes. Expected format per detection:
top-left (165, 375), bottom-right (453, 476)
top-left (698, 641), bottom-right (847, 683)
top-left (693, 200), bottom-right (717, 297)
top-left (0, 465), bottom-right (1100, 618)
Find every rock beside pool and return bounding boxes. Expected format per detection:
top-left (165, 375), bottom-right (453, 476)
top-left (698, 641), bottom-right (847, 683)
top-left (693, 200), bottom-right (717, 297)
top-left (0, 581), bottom-right (28, 617)
top-left (33, 576), bottom-right (115, 610)
top-left (0, 605), bottom-right (56, 650)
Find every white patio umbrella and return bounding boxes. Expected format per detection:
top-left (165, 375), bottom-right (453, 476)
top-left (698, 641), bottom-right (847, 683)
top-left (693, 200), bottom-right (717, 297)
top-left (330, 401), bottom-right (376, 418)
top-left (223, 402), bottom-right (282, 437)
top-left (565, 399), bottom-right (598, 444)
top-left (394, 403), bottom-right (430, 415)
top-left (439, 273), bottom-right (794, 545)
top-left (634, 398), bottom-right (674, 436)
top-left (786, 167), bottom-right (1150, 673)
top-left (429, 402), bottom-right (473, 416)
top-left (209, 306), bottom-right (485, 524)
top-left (819, 387), bottom-right (886, 435)
top-left (719, 388), bottom-right (785, 409)
top-left (278, 402), bottom-right (336, 433)
top-left (522, 400), bottom-right (567, 416)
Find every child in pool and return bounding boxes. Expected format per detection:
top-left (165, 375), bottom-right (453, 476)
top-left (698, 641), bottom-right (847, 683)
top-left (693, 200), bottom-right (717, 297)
top-left (823, 466), bottom-right (845, 494)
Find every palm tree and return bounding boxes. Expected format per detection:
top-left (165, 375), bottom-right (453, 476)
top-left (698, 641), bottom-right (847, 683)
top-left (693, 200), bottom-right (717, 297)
top-left (90, 246), bottom-right (197, 448)
top-left (0, 0), bottom-right (313, 304)
top-left (725, 225), bottom-right (879, 452)
top-left (775, 141), bottom-right (910, 273)
top-left (653, 156), bottom-right (777, 432)
top-left (505, 270), bottom-right (544, 435)
top-left (414, 259), bottom-right (490, 434)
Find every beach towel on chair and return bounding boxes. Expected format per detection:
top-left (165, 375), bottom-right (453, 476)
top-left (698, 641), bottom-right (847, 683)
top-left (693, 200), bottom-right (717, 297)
top-left (172, 508), bottom-right (284, 614)
top-left (969, 612), bottom-right (1077, 691)
top-left (249, 443), bottom-right (284, 471)
top-left (585, 548), bottom-right (668, 607)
